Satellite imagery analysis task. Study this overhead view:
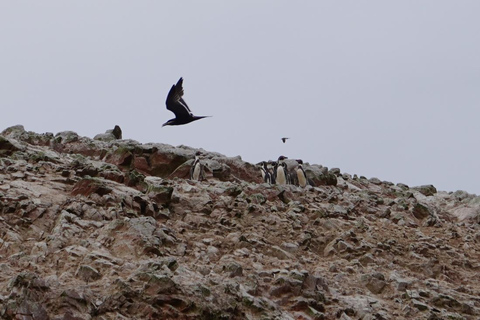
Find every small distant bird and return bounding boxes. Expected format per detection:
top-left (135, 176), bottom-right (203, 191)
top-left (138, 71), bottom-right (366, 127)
top-left (190, 152), bottom-right (205, 181)
top-left (162, 77), bottom-right (210, 127)
top-left (281, 137), bottom-right (290, 143)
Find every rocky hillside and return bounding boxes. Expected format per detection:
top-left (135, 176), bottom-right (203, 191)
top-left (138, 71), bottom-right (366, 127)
top-left (1, 125), bottom-right (480, 320)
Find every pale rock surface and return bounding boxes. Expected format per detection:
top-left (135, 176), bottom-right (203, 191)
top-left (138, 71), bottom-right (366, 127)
top-left (0, 125), bottom-right (480, 319)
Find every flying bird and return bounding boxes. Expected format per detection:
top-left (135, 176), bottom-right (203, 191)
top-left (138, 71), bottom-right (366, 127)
top-left (281, 137), bottom-right (290, 143)
top-left (162, 77), bottom-right (210, 127)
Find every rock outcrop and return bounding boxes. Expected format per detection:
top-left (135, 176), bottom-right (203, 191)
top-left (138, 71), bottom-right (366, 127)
top-left (1, 125), bottom-right (480, 320)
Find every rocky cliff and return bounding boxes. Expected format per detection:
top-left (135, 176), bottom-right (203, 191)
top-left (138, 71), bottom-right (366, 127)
top-left (1, 125), bottom-right (480, 320)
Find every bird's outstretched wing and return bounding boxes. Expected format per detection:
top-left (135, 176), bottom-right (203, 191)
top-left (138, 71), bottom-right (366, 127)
top-left (165, 77), bottom-right (193, 118)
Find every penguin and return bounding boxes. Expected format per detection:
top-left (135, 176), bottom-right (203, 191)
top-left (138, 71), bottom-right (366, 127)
top-left (288, 169), bottom-right (298, 186)
top-left (267, 161), bottom-right (276, 184)
top-left (275, 155), bottom-right (289, 185)
top-left (190, 153), bottom-right (205, 181)
top-left (259, 162), bottom-right (267, 181)
top-left (276, 162), bottom-right (288, 185)
top-left (296, 163), bottom-right (308, 187)
top-left (272, 161), bottom-right (278, 183)
top-left (259, 161), bottom-right (272, 184)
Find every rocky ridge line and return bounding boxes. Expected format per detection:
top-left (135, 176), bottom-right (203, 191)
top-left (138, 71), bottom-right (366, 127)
top-left (0, 125), bottom-right (480, 320)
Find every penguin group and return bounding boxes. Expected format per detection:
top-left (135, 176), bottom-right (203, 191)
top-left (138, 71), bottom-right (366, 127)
top-left (188, 153), bottom-right (312, 188)
top-left (258, 156), bottom-right (313, 188)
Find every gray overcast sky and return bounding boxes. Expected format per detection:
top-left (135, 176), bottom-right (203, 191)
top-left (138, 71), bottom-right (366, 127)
top-left (1, 2), bottom-right (479, 194)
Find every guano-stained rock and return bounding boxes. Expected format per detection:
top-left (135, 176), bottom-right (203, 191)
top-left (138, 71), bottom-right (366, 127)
top-left (0, 126), bottom-right (479, 320)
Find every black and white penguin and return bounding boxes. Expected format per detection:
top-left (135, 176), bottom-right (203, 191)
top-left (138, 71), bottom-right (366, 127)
top-left (267, 161), bottom-right (276, 184)
top-left (274, 155), bottom-right (290, 185)
top-left (259, 162), bottom-right (267, 181)
top-left (276, 162), bottom-right (289, 185)
top-left (259, 161), bottom-right (272, 184)
top-left (190, 153), bottom-right (205, 181)
top-left (296, 163), bottom-right (308, 187)
top-left (288, 169), bottom-right (298, 186)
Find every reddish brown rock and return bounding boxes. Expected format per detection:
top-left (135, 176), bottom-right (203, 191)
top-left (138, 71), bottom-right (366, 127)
top-left (148, 150), bottom-right (189, 177)
top-left (105, 147), bottom-right (133, 167)
top-left (1, 126), bottom-right (480, 320)
top-left (133, 156), bottom-right (150, 174)
top-left (71, 178), bottom-right (113, 196)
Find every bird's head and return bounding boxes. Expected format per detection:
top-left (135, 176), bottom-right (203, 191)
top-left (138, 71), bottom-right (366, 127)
top-left (194, 151), bottom-right (203, 161)
top-left (162, 119), bottom-right (175, 127)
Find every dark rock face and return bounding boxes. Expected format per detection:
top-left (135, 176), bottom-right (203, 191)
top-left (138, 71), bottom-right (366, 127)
top-left (0, 136), bottom-right (21, 156)
top-left (412, 203), bottom-right (432, 220)
top-left (0, 125), bottom-right (480, 320)
top-left (413, 184), bottom-right (438, 196)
